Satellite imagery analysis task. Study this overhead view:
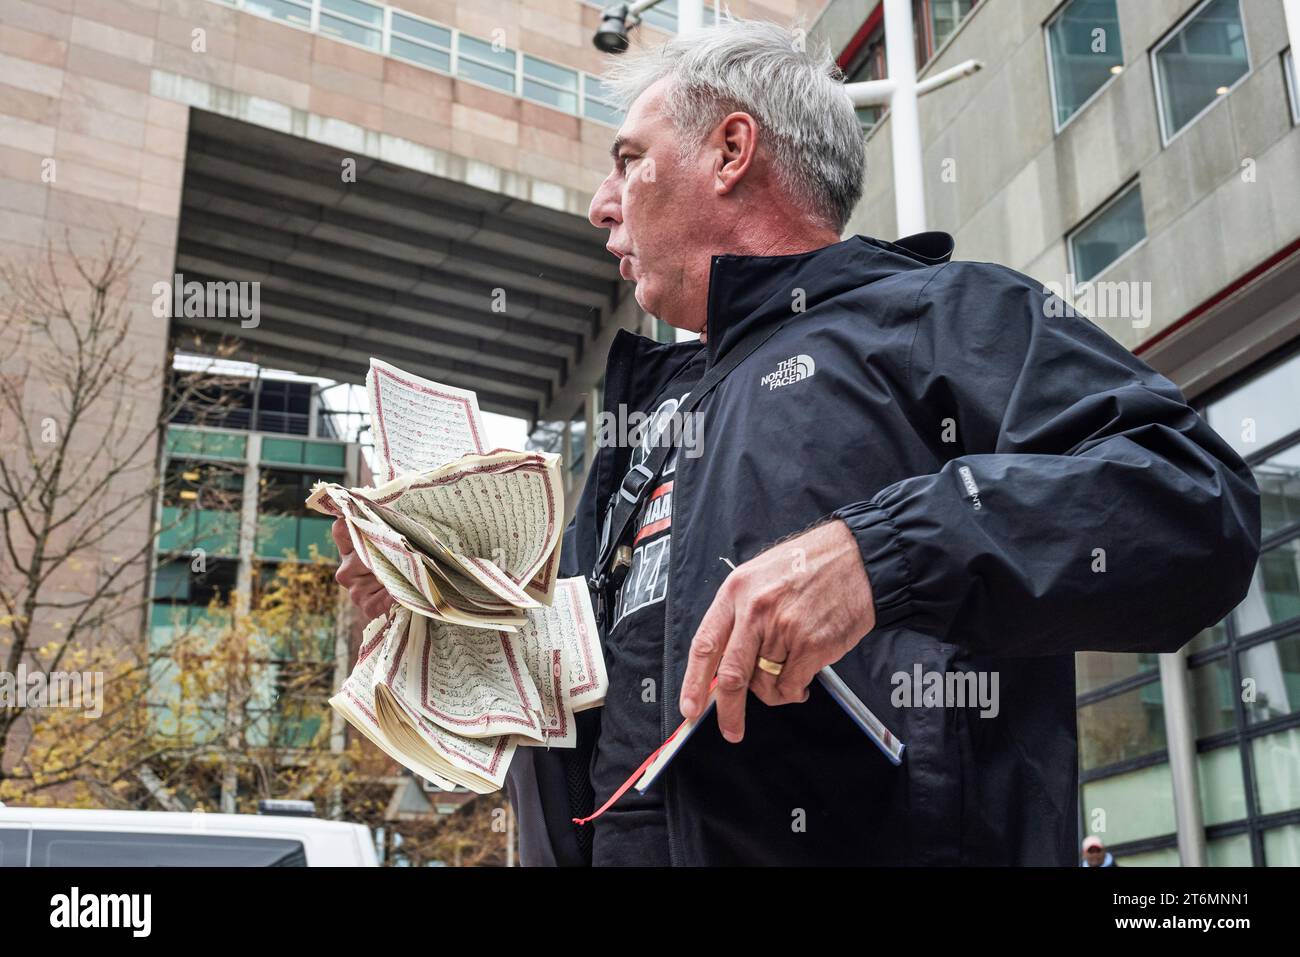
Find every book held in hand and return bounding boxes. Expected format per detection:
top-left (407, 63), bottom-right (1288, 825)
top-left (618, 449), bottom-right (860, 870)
top-left (310, 359), bottom-right (607, 793)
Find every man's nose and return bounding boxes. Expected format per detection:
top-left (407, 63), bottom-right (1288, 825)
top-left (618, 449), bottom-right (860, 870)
top-left (588, 172), bottom-right (621, 230)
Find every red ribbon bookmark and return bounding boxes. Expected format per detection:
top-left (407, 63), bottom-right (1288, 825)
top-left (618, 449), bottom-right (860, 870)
top-left (572, 678), bottom-right (718, 826)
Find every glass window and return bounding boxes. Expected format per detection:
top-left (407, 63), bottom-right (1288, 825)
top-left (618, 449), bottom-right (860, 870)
top-left (1251, 726), bottom-right (1300, 815)
top-left (259, 468), bottom-right (328, 516)
top-left (1205, 350), bottom-right (1300, 458)
top-left (845, 21), bottom-right (888, 132)
top-left (523, 56), bottom-right (578, 113)
top-left (457, 34), bottom-right (517, 93)
top-left (583, 74), bottom-right (624, 126)
top-left (1081, 761), bottom-right (1176, 845)
top-left (1196, 745), bottom-right (1246, 825)
top-left (1263, 822), bottom-right (1300, 865)
top-left (1254, 443), bottom-right (1300, 537)
top-left (1076, 651), bottom-right (1157, 694)
top-left (927, 0), bottom-right (975, 53)
top-left (1190, 657), bottom-right (1236, 737)
top-left (1232, 537), bottom-right (1300, 637)
top-left (1077, 680), bottom-right (1166, 770)
top-left (1069, 181), bottom-right (1145, 282)
top-left (1046, 0), bottom-right (1124, 128)
top-left (153, 559), bottom-right (238, 608)
top-left (318, 0), bottom-right (382, 51)
top-left (1287, 48), bottom-right (1299, 125)
top-left (1239, 632), bottom-right (1300, 724)
top-left (909, 0), bottom-right (978, 69)
top-left (256, 379), bottom-right (312, 435)
top-left (640, 0), bottom-right (679, 32)
top-left (391, 13), bottom-right (452, 73)
top-left (0, 828), bottom-right (28, 867)
top-left (1187, 618), bottom-right (1228, 654)
top-left (569, 417), bottom-right (587, 477)
top-left (639, 0), bottom-right (718, 33)
top-left (166, 426), bottom-right (248, 460)
top-left (1207, 831), bottom-right (1253, 866)
top-left (29, 831), bottom-right (307, 867)
top-left (243, 0), bottom-right (311, 29)
top-left (1153, 0), bottom-right (1250, 142)
top-left (164, 459), bottom-right (244, 511)
top-left (1116, 844), bottom-right (1180, 866)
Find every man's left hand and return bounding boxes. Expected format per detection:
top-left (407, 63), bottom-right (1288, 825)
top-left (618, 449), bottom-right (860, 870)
top-left (678, 519), bottom-right (876, 742)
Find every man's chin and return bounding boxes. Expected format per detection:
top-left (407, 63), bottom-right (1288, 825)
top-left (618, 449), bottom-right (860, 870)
top-left (632, 279), bottom-right (653, 314)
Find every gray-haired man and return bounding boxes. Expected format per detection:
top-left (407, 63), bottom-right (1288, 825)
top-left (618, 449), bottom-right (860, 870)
top-left (337, 18), bottom-right (1259, 866)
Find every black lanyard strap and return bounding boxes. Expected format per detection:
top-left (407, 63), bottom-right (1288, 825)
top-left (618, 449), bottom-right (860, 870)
top-left (589, 312), bottom-right (798, 603)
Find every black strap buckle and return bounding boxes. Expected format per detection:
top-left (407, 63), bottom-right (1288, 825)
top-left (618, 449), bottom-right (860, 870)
top-left (587, 571), bottom-right (608, 627)
top-left (619, 463), bottom-right (655, 504)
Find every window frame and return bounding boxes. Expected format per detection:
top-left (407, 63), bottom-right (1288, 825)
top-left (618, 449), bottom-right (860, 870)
top-left (1066, 176), bottom-right (1147, 284)
top-left (315, 0), bottom-right (385, 52)
top-left (1285, 48), bottom-right (1299, 126)
top-left (209, 0), bottom-right (624, 127)
top-left (453, 33), bottom-right (518, 96)
top-left (1078, 338), bottom-right (1300, 866)
top-left (1043, 0), bottom-right (1126, 134)
top-left (522, 55), bottom-right (580, 114)
top-left (1149, 0), bottom-right (1253, 148)
top-left (386, 8), bottom-right (453, 73)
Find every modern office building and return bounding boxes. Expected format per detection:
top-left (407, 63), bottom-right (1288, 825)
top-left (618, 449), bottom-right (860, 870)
top-left (0, 0), bottom-right (816, 811)
top-left (148, 362), bottom-right (355, 740)
top-left (813, 0), bottom-right (1300, 865)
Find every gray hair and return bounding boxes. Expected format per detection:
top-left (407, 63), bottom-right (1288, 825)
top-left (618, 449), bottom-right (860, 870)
top-left (601, 18), bottom-right (865, 231)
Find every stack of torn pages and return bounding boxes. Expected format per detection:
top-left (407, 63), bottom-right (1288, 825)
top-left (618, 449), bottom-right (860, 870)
top-left (307, 358), bottom-right (607, 793)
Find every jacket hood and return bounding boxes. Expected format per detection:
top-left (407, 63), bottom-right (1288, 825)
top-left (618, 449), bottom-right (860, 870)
top-left (704, 231), bottom-right (955, 364)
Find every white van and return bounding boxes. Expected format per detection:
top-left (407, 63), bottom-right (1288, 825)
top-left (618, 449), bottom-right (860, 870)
top-left (0, 805), bottom-right (378, 867)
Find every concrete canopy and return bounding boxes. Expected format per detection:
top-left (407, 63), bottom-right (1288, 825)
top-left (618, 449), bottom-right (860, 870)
top-left (171, 109), bottom-right (624, 425)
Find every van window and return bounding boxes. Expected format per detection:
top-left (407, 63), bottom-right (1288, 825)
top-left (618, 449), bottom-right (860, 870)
top-left (0, 828), bottom-right (29, 867)
top-left (29, 831), bottom-right (307, 867)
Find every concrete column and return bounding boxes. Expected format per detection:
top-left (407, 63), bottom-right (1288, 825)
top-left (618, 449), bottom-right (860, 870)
top-left (234, 432), bottom-right (262, 617)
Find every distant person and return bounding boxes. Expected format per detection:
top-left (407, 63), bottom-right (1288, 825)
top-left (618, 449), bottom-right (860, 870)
top-left (1081, 836), bottom-right (1118, 867)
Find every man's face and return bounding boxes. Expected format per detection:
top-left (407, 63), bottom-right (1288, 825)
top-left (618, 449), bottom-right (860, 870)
top-left (588, 78), bottom-right (717, 334)
top-left (1084, 845), bottom-right (1105, 866)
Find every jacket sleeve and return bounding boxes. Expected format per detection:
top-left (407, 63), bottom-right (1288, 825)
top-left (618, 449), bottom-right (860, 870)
top-left (835, 262), bottom-right (1261, 656)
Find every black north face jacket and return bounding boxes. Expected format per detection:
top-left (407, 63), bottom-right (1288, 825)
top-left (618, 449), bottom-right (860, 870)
top-left (521, 232), bottom-right (1260, 866)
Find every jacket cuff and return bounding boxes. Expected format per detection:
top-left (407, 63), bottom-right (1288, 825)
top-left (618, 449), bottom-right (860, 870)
top-left (832, 499), bottom-right (915, 631)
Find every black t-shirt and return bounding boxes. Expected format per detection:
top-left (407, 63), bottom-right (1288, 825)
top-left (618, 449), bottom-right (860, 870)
top-left (590, 353), bottom-right (705, 866)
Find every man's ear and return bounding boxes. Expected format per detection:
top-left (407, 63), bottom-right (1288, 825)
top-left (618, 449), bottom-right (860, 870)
top-left (714, 112), bottom-right (759, 197)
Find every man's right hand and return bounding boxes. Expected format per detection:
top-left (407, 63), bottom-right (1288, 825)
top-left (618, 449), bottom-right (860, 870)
top-left (332, 518), bottom-right (396, 621)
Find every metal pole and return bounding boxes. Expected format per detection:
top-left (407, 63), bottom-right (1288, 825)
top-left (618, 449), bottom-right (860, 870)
top-left (677, 0), bottom-right (703, 34)
top-left (846, 79), bottom-right (897, 107)
top-left (1286, 0), bottom-right (1300, 63)
top-left (882, 0), bottom-right (925, 235)
top-left (1159, 646), bottom-right (1208, 866)
top-left (916, 58), bottom-right (982, 96)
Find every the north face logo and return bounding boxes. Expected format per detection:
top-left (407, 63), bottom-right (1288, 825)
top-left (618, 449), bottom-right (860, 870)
top-left (760, 354), bottom-right (816, 390)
